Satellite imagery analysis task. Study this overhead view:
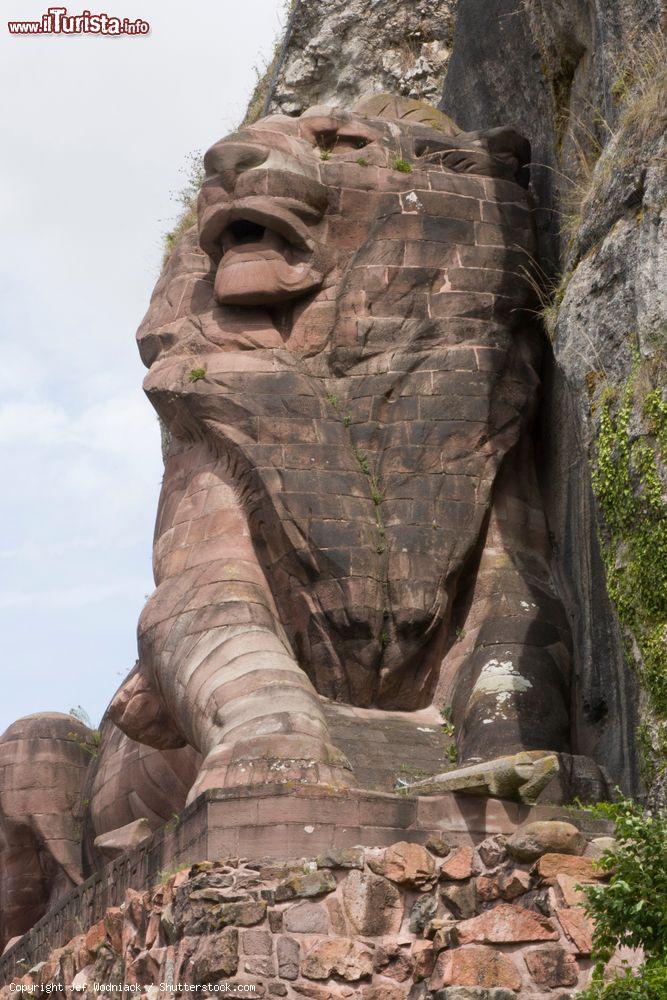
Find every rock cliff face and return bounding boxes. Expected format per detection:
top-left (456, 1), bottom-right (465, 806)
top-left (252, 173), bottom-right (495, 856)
top-left (263, 0), bottom-right (457, 118)
top-left (441, 0), bottom-right (666, 805)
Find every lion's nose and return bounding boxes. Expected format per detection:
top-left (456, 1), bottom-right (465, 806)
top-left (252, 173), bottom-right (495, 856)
top-left (203, 141), bottom-right (269, 179)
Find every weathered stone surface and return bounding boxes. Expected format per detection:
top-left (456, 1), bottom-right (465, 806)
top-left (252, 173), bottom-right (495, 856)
top-left (0, 714), bottom-right (92, 950)
top-left (368, 842), bottom-right (436, 887)
top-left (284, 902), bottom-right (330, 934)
top-left (407, 754), bottom-right (561, 804)
top-left (455, 904), bottom-right (559, 944)
top-left (301, 938), bottom-right (374, 981)
top-left (277, 936), bottom-right (300, 980)
top-left (426, 836), bottom-right (452, 858)
top-left (362, 984), bottom-right (406, 1000)
top-left (432, 989), bottom-right (517, 1000)
top-left (585, 837), bottom-right (617, 858)
top-left (93, 818), bottom-right (153, 860)
top-left (507, 821), bottom-right (586, 862)
top-left (556, 907), bottom-right (594, 955)
top-left (242, 927), bottom-right (272, 955)
top-left (275, 871), bottom-right (337, 902)
top-left (476, 871), bottom-right (531, 902)
top-left (430, 945), bottom-right (522, 991)
top-left (440, 847), bottom-right (475, 882)
top-left (373, 940), bottom-right (413, 982)
top-left (554, 874), bottom-right (589, 908)
top-left (189, 929), bottom-right (239, 980)
top-left (316, 848), bottom-right (364, 870)
top-left (412, 940), bottom-right (436, 982)
top-left (103, 909), bottom-right (123, 955)
top-left (533, 854), bottom-right (603, 885)
top-left (524, 945), bottom-right (578, 987)
top-left (215, 900), bottom-right (267, 929)
top-left (341, 870), bottom-right (403, 936)
top-left (410, 893), bottom-right (439, 933)
top-left (431, 919), bottom-right (458, 953)
top-left (261, 0), bottom-right (458, 118)
top-left (441, 880), bottom-right (477, 919)
top-left (477, 837), bottom-right (508, 870)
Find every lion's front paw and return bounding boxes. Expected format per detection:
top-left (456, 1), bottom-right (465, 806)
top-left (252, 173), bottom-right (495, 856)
top-left (185, 735), bottom-right (354, 805)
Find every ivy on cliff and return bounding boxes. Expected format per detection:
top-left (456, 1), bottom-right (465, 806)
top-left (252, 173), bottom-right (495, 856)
top-left (591, 361), bottom-right (667, 784)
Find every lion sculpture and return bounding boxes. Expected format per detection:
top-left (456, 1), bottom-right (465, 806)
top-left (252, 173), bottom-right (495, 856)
top-left (1, 95), bottom-right (590, 952)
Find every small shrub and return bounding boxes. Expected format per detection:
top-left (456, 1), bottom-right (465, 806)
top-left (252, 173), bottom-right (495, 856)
top-left (68, 728), bottom-right (101, 759)
top-left (440, 705), bottom-right (455, 738)
top-left (162, 152), bottom-right (204, 263)
top-left (356, 157), bottom-right (369, 167)
top-left (188, 368), bottom-right (206, 383)
top-left (575, 797), bottom-right (667, 1000)
top-left (354, 448), bottom-right (371, 476)
top-left (70, 705), bottom-right (93, 728)
top-left (320, 148), bottom-right (332, 161)
top-left (370, 477), bottom-right (383, 506)
top-left (392, 157), bottom-right (413, 173)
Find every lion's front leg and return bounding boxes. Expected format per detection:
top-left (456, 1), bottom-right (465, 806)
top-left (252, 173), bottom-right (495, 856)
top-left (122, 443), bottom-right (353, 801)
top-left (442, 438), bottom-right (572, 766)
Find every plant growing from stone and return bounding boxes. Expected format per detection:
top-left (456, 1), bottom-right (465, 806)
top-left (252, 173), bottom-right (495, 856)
top-left (576, 797), bottom-right (667, 999)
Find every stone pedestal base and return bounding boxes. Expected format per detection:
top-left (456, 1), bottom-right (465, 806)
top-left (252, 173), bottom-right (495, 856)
top-left (0, 794), bottom-right (622, 999)
top-left (0, 784), bottom-right (614, 985)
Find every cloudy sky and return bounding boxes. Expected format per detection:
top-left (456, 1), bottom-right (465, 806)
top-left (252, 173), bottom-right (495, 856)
top-left (0, 0), bottom-right (284, 733)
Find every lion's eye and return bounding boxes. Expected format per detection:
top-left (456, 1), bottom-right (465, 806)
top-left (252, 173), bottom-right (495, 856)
top-left (313, 131), bottom-right (372, 154)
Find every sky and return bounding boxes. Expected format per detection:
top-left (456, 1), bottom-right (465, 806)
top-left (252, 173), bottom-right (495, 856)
top-left (0, 0), bottom-right (285, 733)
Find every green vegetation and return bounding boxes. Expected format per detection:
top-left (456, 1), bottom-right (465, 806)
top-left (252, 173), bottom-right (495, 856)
top-left (162, 152), bottom-right (204, 263)
top-left (562, 32), bottom-right (666, 256)
top-left (319, 148), bottom-right (332, 161)
top-left (609, 34), bottom-right (666, 149)
top-left (590, 360), bottom-right (667, 787)
top-left (440, 704), bottom-right (455, 737)
top-left (356, 157), bottom-right (369, 167)
top-left (326, 395), bottom-right (387, 563)
top-left (68, 706), bottom-right (101, 758)
top-left (353, 447), bottom-right (371, 476)
top-left (576, 798), bottom-right (667, 1000)
top-left (440, 705), bottom-right (458, 763)
top-left (392, 157), bottom-right (413, 173)
top-left (188, 368), bottom-right (207, 383)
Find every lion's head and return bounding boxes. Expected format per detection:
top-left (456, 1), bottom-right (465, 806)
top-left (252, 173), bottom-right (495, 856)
top-left (137, 96), bottom-right (542, 709)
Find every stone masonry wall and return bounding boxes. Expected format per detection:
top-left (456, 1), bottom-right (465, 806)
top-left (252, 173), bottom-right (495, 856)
top-left (2, 822), bottom-right (628, 1000)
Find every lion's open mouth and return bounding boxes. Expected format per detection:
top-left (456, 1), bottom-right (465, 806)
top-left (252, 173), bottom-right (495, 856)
top-left (199, 198), bottom-right (324, 307)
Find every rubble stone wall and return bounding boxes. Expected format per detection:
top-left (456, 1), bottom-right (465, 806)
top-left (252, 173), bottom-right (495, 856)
top-left (2, 822), bottom-right (626, 1000)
